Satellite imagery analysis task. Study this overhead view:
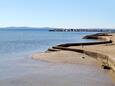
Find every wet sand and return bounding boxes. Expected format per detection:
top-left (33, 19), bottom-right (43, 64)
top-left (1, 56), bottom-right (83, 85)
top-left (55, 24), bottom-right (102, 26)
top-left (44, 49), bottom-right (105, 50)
top-left (33, 50), bottom-right (98, 65)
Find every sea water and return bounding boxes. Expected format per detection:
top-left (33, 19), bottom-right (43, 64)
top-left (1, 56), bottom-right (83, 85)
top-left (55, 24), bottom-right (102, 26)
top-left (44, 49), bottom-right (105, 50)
top-left (0, 29), bottom-right (96, 56)
top-left (0, 28), bottom-right (114, 86)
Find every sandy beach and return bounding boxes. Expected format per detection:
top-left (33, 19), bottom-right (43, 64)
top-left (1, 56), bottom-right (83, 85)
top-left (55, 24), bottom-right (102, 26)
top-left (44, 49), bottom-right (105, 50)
top-left (32, 33), bottom-right (115, 66)
top-left (32, 33), bottom-right (115, 85)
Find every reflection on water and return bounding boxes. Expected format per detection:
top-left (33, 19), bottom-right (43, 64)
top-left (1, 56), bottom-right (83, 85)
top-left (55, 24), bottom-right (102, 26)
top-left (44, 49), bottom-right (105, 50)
top-left (0, 56), bottom-right (114, 86)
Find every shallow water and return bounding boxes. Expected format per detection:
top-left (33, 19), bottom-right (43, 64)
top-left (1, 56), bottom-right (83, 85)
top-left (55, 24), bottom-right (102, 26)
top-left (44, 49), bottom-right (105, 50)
top-left (0, 29), bottom-right (114, 86)
top-left (0, 59), bottom-right (114, 86)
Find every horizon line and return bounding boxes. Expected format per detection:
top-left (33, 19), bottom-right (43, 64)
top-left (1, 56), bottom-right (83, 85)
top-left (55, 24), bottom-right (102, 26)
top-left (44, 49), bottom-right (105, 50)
top-left (0, 26), bottom-right (115, 29)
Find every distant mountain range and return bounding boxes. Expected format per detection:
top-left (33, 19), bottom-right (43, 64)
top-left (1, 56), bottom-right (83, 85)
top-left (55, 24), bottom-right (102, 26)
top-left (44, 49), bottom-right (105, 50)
top-left (0, 27), bottom-right (53, 29)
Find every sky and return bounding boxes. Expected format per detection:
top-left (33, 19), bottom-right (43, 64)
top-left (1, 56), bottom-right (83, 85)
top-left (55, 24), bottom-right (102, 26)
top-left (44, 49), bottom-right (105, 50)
top-left (0, 0), bottom-right (115, 28)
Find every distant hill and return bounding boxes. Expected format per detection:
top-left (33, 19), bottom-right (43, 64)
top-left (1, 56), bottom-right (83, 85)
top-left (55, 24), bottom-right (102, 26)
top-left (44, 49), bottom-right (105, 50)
top-left (0, 27), bottom-right (56, 31)
top-left (0, 27), bottom-right (52, 30)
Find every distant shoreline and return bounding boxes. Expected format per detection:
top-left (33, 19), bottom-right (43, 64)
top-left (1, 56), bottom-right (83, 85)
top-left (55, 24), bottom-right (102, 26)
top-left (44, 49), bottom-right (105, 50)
top-left (0, 27), bottom-right (115, 33)
top-left (49, 29), bottom-right (115, 32)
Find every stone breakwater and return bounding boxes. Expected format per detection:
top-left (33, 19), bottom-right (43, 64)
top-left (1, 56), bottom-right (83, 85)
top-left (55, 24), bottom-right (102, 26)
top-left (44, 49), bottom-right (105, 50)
top-left (47, 33), bottom-right (115, 71)
top-left (33, 33), bottom-right (115, 71)
top-left (83, 33), bottom-right (112, 40)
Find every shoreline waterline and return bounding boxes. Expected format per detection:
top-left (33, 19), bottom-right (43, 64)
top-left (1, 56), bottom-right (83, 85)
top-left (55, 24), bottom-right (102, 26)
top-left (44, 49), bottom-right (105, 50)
top-left (32, 32), bottom-right (115, 85)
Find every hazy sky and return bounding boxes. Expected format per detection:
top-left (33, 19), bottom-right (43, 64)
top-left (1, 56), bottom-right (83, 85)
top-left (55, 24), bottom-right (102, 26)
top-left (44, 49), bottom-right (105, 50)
top-left (0, 0), bottom-right (115, 28)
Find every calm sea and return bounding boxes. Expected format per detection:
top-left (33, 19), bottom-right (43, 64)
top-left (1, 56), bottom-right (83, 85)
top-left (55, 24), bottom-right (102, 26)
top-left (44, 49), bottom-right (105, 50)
top-left (0, 29), bottom-right (97, 57)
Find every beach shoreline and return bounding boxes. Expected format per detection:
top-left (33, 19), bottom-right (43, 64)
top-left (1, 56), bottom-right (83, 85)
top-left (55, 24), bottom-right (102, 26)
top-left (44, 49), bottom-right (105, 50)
top-left (32, 32), bottom-right (115, 83)
top-left (32, 33), bottom-right (114, 66)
